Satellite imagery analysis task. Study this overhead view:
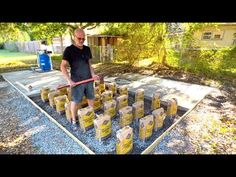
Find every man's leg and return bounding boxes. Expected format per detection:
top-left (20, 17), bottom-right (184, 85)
top-left (85, 82), bottom-right (95, 108)
top-left (70, 101), bottom-right (78, 124)
top-left (87, 99), bottom-right (94, 107)
top-left (71, 85), bottom-right (84, 129)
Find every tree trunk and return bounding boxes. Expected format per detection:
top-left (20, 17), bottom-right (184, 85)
top-left (59, 35), bottom-right (63, 54)
top-left (161, 46), bottom-right (175, 69)
top-left (161, 46), bottom-right (167, 65)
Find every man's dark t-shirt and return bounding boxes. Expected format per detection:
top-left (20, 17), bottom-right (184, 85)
top-left (62, 44), bottom-right (92, 82)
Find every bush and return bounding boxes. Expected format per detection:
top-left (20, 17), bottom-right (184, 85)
top-left (0, 43), bottom-right (4, 49)
top-left (179, 46), bottom-right (236, 79)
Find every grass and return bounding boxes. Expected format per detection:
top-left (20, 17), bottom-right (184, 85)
top-left (0, 49), bottom-right (38, 73)
top-left (0, 49), bottom-right (64, 74)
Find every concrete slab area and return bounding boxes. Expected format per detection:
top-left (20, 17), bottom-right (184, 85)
top-left (2, 70), bottom-right (67, 96)
top-left (104, 73), bottom-right (215, 111)
top-left (2, 70), bottom-right (215, 111)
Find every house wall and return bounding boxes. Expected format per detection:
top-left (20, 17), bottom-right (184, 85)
top-left (194, 25), bottom-right (236, 48)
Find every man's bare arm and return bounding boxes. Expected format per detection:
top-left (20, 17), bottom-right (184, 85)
top-left (88, 60), bottom-right (100, 80)
top-left (60, 59), bottom-right (75, 86)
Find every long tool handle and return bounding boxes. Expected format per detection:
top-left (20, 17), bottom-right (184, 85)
top-left (57, 76), bottom-right (99, 90)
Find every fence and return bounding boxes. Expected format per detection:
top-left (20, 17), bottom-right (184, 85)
top-left (4, 41), bottom-right (116, 63)
top-left (90, 45), bottom-right (114, 63)
top-left (4, 41), bottom-right (41, 54)
top-left (4, 41), bottom-right (67, 54)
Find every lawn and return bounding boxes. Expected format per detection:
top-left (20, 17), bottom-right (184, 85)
top-left (0, 49), bottom-right (62, 73)
top-left (0, 49), bottom-right (38, 73)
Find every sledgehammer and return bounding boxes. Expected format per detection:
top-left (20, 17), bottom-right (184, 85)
top-left (57, 75), bottom-right (100, 90)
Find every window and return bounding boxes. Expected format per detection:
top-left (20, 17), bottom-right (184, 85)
top-left (233, 39), bottom-right (236, 45)
top-left (233, 33), bottom-right (236, 45)
top-left (202, 32), bottom-right (212, 40)
top-left (214, 34), bottom-right (221, 40)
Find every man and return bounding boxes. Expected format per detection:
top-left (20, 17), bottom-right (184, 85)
top-left (60, 28), bottom-right (99, 130)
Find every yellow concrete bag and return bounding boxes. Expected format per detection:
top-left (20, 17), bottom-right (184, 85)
top-left (166, 98), bottom-right (178, 116)
top-left (101, 90), bottom-right (113, 103)
top-left (99, 83), bottom-right (105, 93)
top-left (94, 94), bottom-right (102, 111)
top-left (40, 87), bottom-right (50, 102)
top-left (48, 90), bottom-right (60, 108)
top-left (94, 114), bottom-right (112, 141)
top-left (103, 99), bottom-right (117, 119)
top-left (119, 106), bottom-right (133, 127)
top-left (94, 86), bottom-right (101, 96)
top-left (132, 100), bottom-right (144, 120)
top-left (116, 126), bottom-right (133, 154)
top-left (116, 95), bottom-right (128, 111)
top-left (105, 82), bottom-right (117, 97)
top-left (152, 107), bottom-right (166, 131)
top-left (57, 86), bottom-right (67, 96)
top-left (78, 106), bottom-right (95, 132)
top-left (139, 115), bottom-right (154, 141)
top-left (54, 95), bottom-right (69, 115)
top-left (117, 85), bottom-right (128, 96)
top-left (135, 88), bottom-right (144, 102)
top-left (151, 91), bottom-right (161, 111)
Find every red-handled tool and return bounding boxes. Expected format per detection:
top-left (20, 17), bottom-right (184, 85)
top-left (57, 76), bottom-right (100, 90)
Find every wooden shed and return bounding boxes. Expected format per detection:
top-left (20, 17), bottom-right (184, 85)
top-left (87, 34), bottom-right (120, 46)
top-left (86, 35), bottom-right (121, 62)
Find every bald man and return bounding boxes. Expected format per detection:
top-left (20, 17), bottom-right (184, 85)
top-left (60, 28), bottom-right (99, 130)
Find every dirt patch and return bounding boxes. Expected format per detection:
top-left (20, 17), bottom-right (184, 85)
top-left (153, 88), bottom-right (236, 154)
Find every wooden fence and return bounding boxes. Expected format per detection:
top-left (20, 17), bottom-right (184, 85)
top-left (4, 41), bottom-right (67, 54)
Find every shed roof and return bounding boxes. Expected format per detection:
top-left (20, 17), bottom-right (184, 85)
top-left (87, 34), bottom-right (122, 38)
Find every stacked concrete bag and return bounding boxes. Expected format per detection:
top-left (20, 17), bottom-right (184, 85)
top-left (116, 95), bottom-right (128, 111)
top-left (132, 100), bottom-right (144, 121)
top-left (78, 106), bottom-right (95, 132)
top-left (94, 94), bottom-right (102, 111)
top-left (105, 82), bottom-right (117, 97)
top-left (139, 115), bottom-right (154, 141)
top-left (40, 87), bottom-right (51, 102)
top-left (48, 90), bottom-right (60, 108)
top-left (101, 90), bottom-right (113, 103)
top-left (116, 125), bottom-right (133, 154)
top-left (151, 91), bottom-right (161, 111)
top-left (94, 114), bottom-right (112, 141)
top-left (135, 88), bottom-right (144, 102)
top-left (103, 99), bottom-right (117, 119)
top-left (119, 106), bottom-right (133, 127)
top-left (57, 86), bottom-right (67, 96)
top-left (94, 86), bottom-right (101, 96)
top-left (152, 107), bottom-right (166, 131)
top-left (54, 95), bottom-right (69, 115)
top-left (99, 81), bottom-right (105, 94)
top-left (166, 98), bottom-right (178, 116)
top-left (117, 85), bottom-right (128, 96)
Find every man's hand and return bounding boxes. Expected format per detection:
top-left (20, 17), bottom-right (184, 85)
top-left (93, 75), bottom-right (100, 80)
top-left (68, 79), bottom-right (76, 88)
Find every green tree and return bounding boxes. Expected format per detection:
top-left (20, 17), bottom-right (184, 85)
top-left (66, 23), bottom-right (100, 43)
top-left (102, 23), bottom-right (172, 66)
top-left (18, 23), bottom-right (67, 44)
top-left (18, 22), bottom-right (100, 45)
top-left (0, 23), bottom-right (30, 49)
